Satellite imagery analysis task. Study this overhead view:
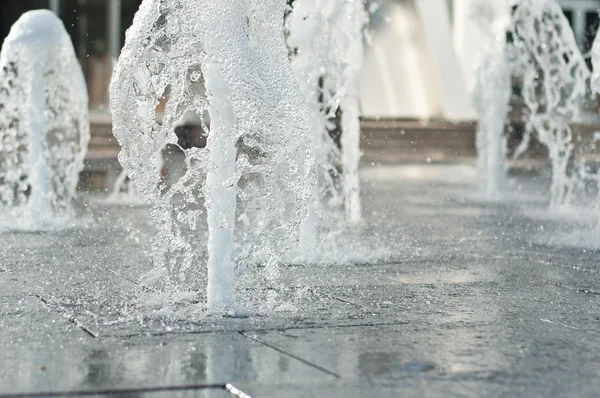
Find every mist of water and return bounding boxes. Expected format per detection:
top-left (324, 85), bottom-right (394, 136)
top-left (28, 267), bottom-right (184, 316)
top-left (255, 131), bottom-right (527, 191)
top-left (110, 0), bottom-right (315, 313)
top-left (470, 1), bottom-right (512, 200)
top-left (107, 152), bottom-right (163, 205)
top-left (0, 10), bottom-right (90, 230)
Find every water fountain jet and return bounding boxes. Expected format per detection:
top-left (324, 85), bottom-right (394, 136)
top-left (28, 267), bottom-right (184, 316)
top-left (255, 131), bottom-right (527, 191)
top-left (287, 0), bottom-right (368, 238)
top-left (470, 0), bottom-right (511, 200)
top-left (507, 0), bottom-right (589, 208)
top-left (0, 10), bottom-right (90, 229)
top-left (111, 0), bottom-right (315, 313)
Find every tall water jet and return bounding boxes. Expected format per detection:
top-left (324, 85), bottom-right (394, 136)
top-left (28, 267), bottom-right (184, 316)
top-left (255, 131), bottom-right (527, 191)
top-left (111, 0), bottom-right (314, 313)
top-left (508, 0), bottom-right (589, 208)
top-left (0, 10), bottom-right (90, 229)
top-left (577, 30), bottom-right (600, 214)
top-left (286, 1), bottom-right (343, 251)
top-left (470, 0), bottom-right (511, 199)
top-left (287, 0), bottom-right (368, 229)
top-left (337, 0), bottom-right (368, 223)
top-left (592, 30), bottom-right (600, 95)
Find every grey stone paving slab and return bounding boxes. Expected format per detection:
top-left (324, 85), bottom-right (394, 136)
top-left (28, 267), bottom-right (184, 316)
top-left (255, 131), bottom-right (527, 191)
top-left (1, 332), bottom-right (331, 396)
top-left (1, 164), bottom-right (599, 397)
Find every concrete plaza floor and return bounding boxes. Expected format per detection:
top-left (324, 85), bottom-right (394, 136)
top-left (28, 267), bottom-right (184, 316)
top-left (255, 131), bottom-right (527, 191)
top-left (1, 163), bottom-right (599, 397)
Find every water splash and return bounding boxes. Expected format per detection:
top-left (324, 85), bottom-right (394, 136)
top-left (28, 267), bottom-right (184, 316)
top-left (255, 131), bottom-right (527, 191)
top-left (106, 152), bottom-right (162, 205)
top-left (107, 170), bottom-right (143, 204)
top-left (111, 0), bottom-right (315, 313)
top-left (0, 10), bottom-right (90, 230)
top-left (507, 0), bottom-right (590, 208)
top-left (470, 1), bottom-right (511, 199)
top-left (286, 0), bottom-right (367, 236)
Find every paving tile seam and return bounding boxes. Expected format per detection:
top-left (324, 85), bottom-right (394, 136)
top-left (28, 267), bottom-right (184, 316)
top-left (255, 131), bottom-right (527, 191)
top-left (539, 318), bottom-right (600, 336)
top-left (239, 331), bottom-right (341, 379)
top-left (0, 383), bottom-right (227, 398)
top-left (308, 288), bottom-right (365, 309)
top-left (111, 320), bottom-right (413, 340)
top-left (542, 281), bottom-right (600, 296)
top-left (34, 294), bottom-right (99, 338)
top-left (537, 260), bottom-right (599, 274)
top-left (374, 254), bottom-right (551, 265)
top-left (308, 288), bottom-right (424, 319)
top-left (365, 371), bottom-right (533, 386)
top-left (107, 268), bottom-right (156, 292)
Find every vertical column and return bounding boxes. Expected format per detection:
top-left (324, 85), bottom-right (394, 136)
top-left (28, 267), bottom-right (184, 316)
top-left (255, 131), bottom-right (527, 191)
top-left (49, 0), bottom-right (60, 15)
top-left (206, 66), bottom-right (236, 313)
top-left (108, 0), bottom-right (122, 62)
top-left (573, 8), bottom-right (586, 51)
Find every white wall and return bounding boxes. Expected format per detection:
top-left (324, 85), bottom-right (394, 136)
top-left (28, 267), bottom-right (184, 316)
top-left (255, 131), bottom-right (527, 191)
top-left (414, 0), bottom-right (475, 121)
top-left (360, 0), bottom-right (440, 119)
top-left (452, 0), bottom-right (488, 97)
top-left (360, 0), bottom-right (476, 121)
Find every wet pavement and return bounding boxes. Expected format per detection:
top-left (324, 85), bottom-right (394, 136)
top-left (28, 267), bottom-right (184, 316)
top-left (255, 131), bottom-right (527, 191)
top-left (1, 163), bottom-right (600, 397)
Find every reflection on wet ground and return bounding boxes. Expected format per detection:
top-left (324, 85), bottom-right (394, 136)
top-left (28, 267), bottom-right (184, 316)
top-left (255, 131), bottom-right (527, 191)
top-left (1, 164), bottom-right (599, 397)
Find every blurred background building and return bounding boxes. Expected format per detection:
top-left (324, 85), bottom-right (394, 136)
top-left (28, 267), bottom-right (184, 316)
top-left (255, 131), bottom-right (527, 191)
top-left (0, 0), bottom-right (599, 186)
top-left (362, 0), bottom-right (600, 120)
top-left (1, 0), bottom-right (598, 118)
top-left (0, 0), bottom-right (141, 111)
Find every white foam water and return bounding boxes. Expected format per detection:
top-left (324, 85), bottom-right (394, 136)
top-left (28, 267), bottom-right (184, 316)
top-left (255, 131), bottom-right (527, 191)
top-left (111, 0), bottom-right (315, 313)
top-left (105, 151), bottom-right (163, 206)
top-left (0, 10), bottom-right (90, 231)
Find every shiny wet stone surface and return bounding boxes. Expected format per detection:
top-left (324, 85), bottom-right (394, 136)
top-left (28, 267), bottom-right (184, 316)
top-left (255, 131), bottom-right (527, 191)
top-left (1, 164), bottom-right (600, 397)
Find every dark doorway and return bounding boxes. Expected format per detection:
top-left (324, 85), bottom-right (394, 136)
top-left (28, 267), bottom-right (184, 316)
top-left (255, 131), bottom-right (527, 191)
top-left (0, 0), bottom-right (50, 47)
